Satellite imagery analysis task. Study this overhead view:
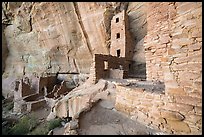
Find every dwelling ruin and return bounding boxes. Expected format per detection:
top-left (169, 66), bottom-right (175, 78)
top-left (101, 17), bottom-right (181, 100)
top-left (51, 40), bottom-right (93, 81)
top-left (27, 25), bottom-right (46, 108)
top-left (90, 10), bottom-right (135, 83)
top-left (13, 74), bottom-right (74, 113)
top-left (87, 5), bottom-right (202, 135)
top-left (3, 2), bottom-right (202, 135)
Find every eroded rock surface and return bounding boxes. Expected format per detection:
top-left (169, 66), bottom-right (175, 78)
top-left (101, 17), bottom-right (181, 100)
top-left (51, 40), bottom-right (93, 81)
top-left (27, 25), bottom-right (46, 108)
top-left (49, 79), bottom-right (113, 120)
top-left (2, 2), bottom-right (147, 78)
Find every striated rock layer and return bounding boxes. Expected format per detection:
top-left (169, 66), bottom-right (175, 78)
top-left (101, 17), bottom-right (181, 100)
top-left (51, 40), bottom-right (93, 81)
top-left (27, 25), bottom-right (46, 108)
top-left (2, 2), bottom-right (147, 78)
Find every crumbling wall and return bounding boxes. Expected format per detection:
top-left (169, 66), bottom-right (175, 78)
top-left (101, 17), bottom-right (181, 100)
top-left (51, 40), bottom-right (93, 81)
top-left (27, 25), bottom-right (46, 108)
top-left (92, 54), bottom-right (128, 82)
top-left (27, 99), bottom-right (46, 112)
top-left (14, 79), bottom-right (34, 100)
top-left (39, 75), bottom-right (57, 95)
top-left (46, 81), bottom-right (71, 99)
top-left (115, 2), bottom-right (202, 135)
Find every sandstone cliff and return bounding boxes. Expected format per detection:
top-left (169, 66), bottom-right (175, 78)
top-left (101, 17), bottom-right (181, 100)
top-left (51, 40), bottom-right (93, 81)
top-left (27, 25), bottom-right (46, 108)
top-left (2, 2), bottom-right (146, 78)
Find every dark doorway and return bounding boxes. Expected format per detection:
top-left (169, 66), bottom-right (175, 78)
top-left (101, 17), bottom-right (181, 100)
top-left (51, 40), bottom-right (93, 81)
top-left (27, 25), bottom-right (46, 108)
top-left (117, 49), bottom-right (121, 57)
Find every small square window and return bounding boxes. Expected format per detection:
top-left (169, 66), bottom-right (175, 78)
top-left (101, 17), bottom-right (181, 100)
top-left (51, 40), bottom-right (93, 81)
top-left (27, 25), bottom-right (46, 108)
top-left (116, 33), bottom-right (120, 39)
top-left (116, 17), bottom-right (119, 23)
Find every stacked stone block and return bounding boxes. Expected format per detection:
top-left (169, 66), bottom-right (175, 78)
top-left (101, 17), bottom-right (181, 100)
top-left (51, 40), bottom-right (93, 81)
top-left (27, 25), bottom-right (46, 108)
top-left (110, 10), bottom-right (133, 61)
top-left (115, 85), bottom-right (201, 135)
top-left (91, 54), bottom-right (128, 82)
top-left (115, 2), bottom-right (202, 135)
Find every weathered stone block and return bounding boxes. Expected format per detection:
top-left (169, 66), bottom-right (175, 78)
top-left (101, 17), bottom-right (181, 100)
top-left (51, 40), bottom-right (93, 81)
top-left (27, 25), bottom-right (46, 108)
top-left (194, 106), bottom-right (202, 115)
top-left (171, 63), bottom-right (187, 71)
top-left (160, 109), bottom-right (185, 121)
top-left (196, 38), bottom-right (202, 42)
top-left (152, 100), bottom-right (165, 107)
top-left (149, 110), bottom-right (161, 119)
top-left (187, 53), bottom-right (202, 63)
top-left (193, 81), bottom-right (202, 90)
top-left (179, 80), bottom-right (193, 88)
top-left (174, 56), bottom-right (189, 64)
top-left (166, 87), bottom-right (187, 95)
top-left (115, 103), bottom-right (134, 115)
top-left (145, 93), bottom-right (154, 99)
top-left (162, 102), bottom-right (194, 115)
top-left (184, 114), bottom-right (202, 125)
top-left (167, 48), bottom-right (176, 55)
top-left (191, 29), bottom-right (202, 38)
top-left (179, 71), bottom-right (200, 81)
top-left (166, 120), bottom-right (191, 133)
top-left (174, 96), bottom-right (201, 106)
top-left (140, 101), bottom-right (153, 107)
top-left (188, 91), bottom-right (202, 99)
top-left (187, 62), bottom-right (202, 71)
top-left (159, 34), bottom-right (170, 44)
top-left (172, 38), bottom-right (193, 46)
top-left (64, 119), bottom-right (79, 130)
top-left (157, 117), bottom-right (167, 124)
top-left (137, 110), bottom-right (148, 121)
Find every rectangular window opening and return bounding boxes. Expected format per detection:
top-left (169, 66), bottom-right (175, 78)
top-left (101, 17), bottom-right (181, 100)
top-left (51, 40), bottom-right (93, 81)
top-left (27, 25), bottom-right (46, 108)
top-left (116, 33), bottom-right (120, 39)
top-left (117, 49), bottom-right (121, 57)
top-left (116, 17), bottom-right (119, 23)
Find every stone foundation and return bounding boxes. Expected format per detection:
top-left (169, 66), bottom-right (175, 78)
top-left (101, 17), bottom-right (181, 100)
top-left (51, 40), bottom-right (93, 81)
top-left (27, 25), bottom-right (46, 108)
top-left (13, 74), bottom-right (70, 113)
top-left (115, 84), bottom-right (201, 135)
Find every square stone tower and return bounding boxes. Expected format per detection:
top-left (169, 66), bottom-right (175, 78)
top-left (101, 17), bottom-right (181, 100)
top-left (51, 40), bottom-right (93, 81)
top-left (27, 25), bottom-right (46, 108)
top-left (110, 10), bottom-right (133, 61)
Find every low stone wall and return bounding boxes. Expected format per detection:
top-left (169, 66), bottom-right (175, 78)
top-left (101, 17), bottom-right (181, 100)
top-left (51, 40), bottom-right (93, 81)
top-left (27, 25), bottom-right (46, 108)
top-left (92, 54), bottom-right (129, 82)
top-left (39, 75), bottom-right (57, 95)
top-left (115, 85), bottom-right (202, 134)
top-left (27, 99), bottom-right (46, 112)
top-left (14, 79), bottom-right (34, 101)
top-left (23, 93), bottom-right (40, 102)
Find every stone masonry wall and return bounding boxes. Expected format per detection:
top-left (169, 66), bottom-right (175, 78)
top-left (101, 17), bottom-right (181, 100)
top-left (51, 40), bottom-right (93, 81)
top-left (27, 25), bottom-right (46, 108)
top-left (110, 10), bottom-right (133, 61)
top-left (14, 79), bottom-right (34, 100)
top-left (110, 11), bottom-right (126, 58)
top-left (115, 85), bottom-right (201, 134)
top-left (39, 75), bottom-right (57, 95)
top-left (115, 2), bottom-right (202, 135)
top-left (93, 54), bottom-right (129, 82)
